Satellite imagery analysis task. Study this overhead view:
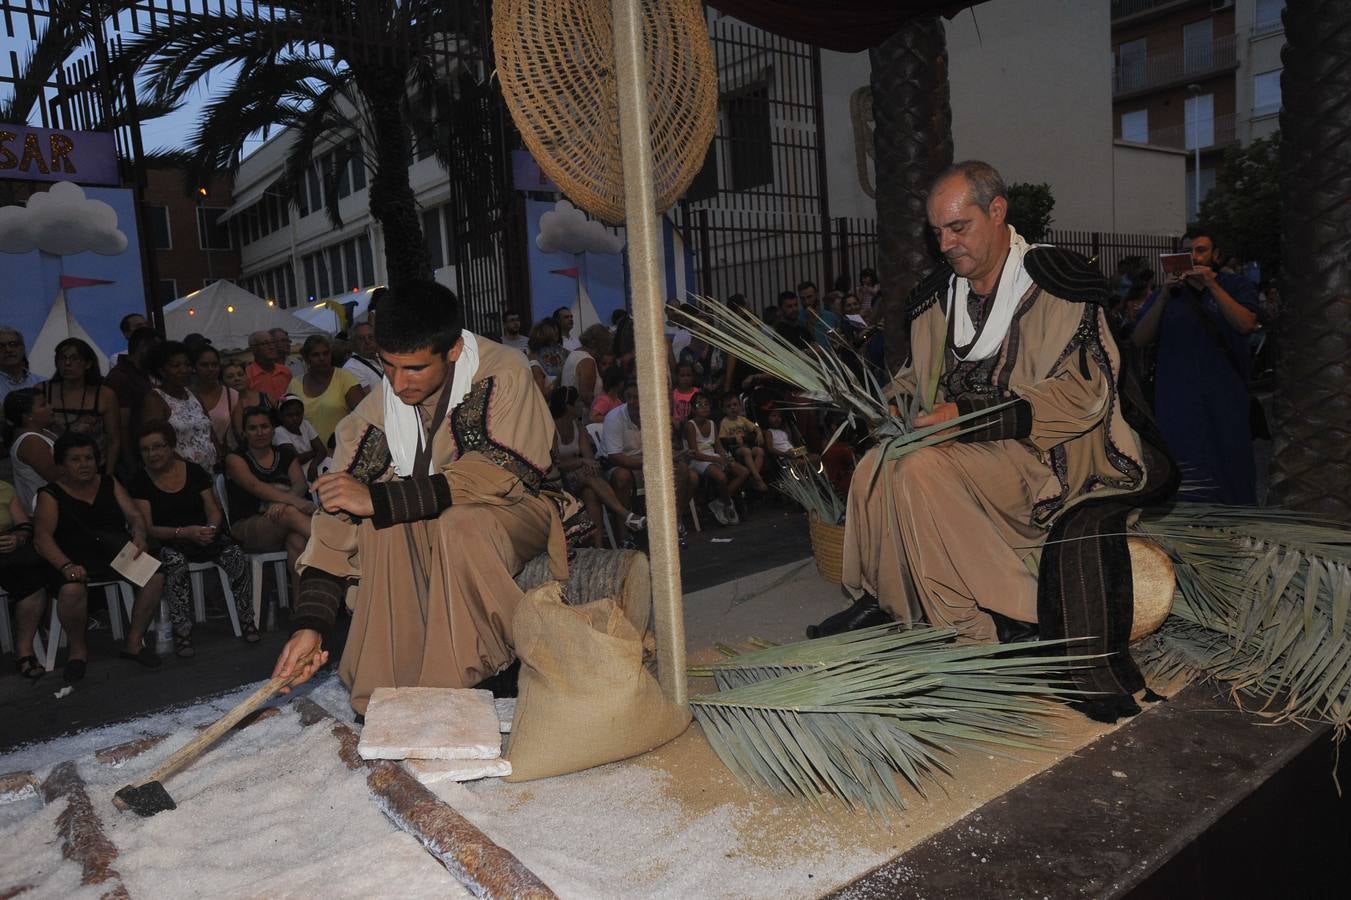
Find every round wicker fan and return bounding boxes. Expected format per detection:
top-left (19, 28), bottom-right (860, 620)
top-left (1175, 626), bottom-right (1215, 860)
top-left (492, 0), bottom-right (718, 225)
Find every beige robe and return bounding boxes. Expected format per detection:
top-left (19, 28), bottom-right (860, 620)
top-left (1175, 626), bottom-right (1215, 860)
top-left (295, 337), bottom-right (566, 713)
top-left (843, 281), bottom-right (1147, 641)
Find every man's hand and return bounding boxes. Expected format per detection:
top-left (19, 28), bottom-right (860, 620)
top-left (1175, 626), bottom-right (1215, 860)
top-left (272, 628), bottom-right (329, 693)
top-left (314, 473), bottom-right (373, 517)
top-left (914, 402), bottom-right (960, 437)
top-left (0, 533), bottom-right (16, 554)
top-left (1185, 265), bottom-right (1216, 291)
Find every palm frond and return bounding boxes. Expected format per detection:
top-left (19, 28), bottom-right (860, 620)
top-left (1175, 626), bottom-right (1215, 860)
top-left (774, 462), bottom-right (845, 525)
top-left (690, 625), bottom-right (1093, 814)
top-left (1134, 504), bottom-right (1351, 740)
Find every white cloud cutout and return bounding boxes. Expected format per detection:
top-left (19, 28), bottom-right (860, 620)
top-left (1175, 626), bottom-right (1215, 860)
top-left (0, 180), bottom-right (128, 256)
top-left (536, 199), bottom-right (625, 256)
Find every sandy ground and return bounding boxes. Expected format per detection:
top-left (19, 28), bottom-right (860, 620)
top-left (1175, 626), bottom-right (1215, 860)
top-left (0, 560), bottom-right (1147, 899)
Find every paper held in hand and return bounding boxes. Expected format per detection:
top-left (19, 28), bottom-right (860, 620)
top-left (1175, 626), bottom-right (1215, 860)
top-left (1159, 252), bottom-right (1192, 278)
top-left (111, 542), bottom-right (161, 587)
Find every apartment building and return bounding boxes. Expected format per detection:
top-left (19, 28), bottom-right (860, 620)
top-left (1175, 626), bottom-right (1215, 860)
top-left (140, 165), bottom-right (242, 306)
top-left (1112, 0), bottom-right (1286, 220)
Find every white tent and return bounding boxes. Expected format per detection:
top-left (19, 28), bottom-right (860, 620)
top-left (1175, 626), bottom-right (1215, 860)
top-left (28, 289), bottom-right (110, 379)
top-left (163, 281), bottom-right (323, 350)
top-left (291, 302), bottom-right (342, 334)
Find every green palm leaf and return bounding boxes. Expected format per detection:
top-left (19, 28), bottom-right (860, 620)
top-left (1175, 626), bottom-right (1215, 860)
top-left (689, 626), bottom-right (1093, 814)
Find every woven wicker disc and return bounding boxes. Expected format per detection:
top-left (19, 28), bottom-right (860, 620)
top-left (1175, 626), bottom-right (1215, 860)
top-left (492, 0), bottom-right (718, 225)
top-left (1127, 536), bottom-right (1175, 643)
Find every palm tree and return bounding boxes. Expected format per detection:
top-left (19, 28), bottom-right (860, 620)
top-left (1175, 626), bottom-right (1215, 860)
top-left (867, 17), bottom-right (953, 369)
top-left (1269, 1), bottom-right (1351, 521)
top-left (120, 0), bottom-right (483, 286)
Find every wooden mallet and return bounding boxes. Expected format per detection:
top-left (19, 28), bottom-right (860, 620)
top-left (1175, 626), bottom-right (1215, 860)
top-left (113, 654), bottom-right (314, 817)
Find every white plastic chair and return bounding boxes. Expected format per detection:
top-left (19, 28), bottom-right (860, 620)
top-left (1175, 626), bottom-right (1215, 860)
top-left (216, 472), bottom-right (290, 629)
top-left (188, 561), bottom-right (244, 637)
top-left (590, 421), bottom-right (700, 537)
top-left (36, 580), bottom-right (132, 671)
top-left (0, 589), bottom-right (11, 654)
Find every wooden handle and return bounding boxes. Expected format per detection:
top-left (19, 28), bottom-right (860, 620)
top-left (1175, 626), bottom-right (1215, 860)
top-left (139, 655), bottom-right (312, 787)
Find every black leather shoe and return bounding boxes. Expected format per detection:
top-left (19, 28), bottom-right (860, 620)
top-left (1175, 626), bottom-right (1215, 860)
top-left (989, 611), bottom-right (1039, 644)
top-left (807, 593), bottom-right (892, 639)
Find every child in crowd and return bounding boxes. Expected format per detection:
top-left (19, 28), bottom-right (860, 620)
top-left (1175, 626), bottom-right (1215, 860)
top-left (273, 395), bottom-right (326, 482)
top-left (590, 365), bottom-right (626, 423)
top-left (685, 393), bottom-right (748, 526)
top-left (671, 362), bottom-right (701, 429)
top-left (717, 395), bottom-right (768, 492)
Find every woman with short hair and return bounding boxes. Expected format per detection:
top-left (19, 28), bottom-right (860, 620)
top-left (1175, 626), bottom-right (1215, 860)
top-left (130, 420), bottom-right (258, 657)
top-left (43, 337), bottom-right (121, 472)
top-left (288, 334), bottom-right (365, 445)
top-left (142, 341), bottom-right (218, 471)
top-left (224, 407), bottom-right (314, 599)
top-left (33, 432), bottom-right (168, 679)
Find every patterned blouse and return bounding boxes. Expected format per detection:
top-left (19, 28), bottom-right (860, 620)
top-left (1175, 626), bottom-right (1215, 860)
top-left (156, 388), bottom-right (218, 471)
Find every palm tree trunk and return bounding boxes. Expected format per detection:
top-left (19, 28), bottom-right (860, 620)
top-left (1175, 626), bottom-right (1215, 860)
top-left (1269, 2), bottom-right (1351, 520)
top-left (363, 73), bottom-right (434, 287)
top-left (868, 17), bottom-right (953, 370)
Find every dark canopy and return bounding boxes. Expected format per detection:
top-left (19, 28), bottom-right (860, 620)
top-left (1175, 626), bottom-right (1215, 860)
top-left (707, 0), bottom-right (979, 53)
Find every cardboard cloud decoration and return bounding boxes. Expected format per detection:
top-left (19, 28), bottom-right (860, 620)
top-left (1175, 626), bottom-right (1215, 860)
top-left (535, 200), bottom-right (625, 256)
top-left (0, 180), bottom-right (128, 256)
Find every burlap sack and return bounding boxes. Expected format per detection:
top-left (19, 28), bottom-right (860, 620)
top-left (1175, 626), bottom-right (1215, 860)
top-left (505, 582), bottom-right (690, 781)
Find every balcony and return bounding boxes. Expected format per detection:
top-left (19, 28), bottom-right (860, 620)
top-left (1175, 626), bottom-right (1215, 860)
top-left (1111, 0), bottom-right (1207, 24)
top-left (1144, 112), bottom-right (1238, 151)
top-left (1113, 33), bottom-right (1239, 97)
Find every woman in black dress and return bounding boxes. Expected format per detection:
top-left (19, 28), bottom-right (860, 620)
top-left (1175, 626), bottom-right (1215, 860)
top-left (129, 420), bottom-right (258, 657)
top-left (32, 433), bottom-right (168, 681)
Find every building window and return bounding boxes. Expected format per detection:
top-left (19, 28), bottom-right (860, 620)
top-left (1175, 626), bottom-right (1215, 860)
top-left (1117, 38), bottom-right (1147, 92)
top-left (156, 279), bottom-right (178, 305)
top-left (1120, 109), bottom-right (1149, 144)
top-left (1186, 165), bottom-right (1217, 221)
top-left (305, 166), bottom-right (323, 217)
top-left (726, 80), bottom-right (774, 192)
top-left (1254, 0), bottom-right (1285, 35)
top-left (1253, 69), bottom-right (1282, 117)
top-left (357, 234), bottom-right (375, 285)
top-left (1183, 18), bottom-right (1213, 74)
top-left (145, 205), bottom-right (171, 250)
top-left (422, 207), bottom-right (445, 269)
top-left (197, 207), bottom-right (232, 250)
top-left (1185, 92), bottom-right (1214, 149)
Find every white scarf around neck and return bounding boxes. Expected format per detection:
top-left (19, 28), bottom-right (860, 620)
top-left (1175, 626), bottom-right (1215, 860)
top-left (945, 225), bottom-right (1036, 362)
top-left (383, 331), bottom-right (480, 477)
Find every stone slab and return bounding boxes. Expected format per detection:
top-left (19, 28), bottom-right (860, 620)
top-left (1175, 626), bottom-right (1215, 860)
top-left (358, 687), bottom-right (502, 761)
top-left (404, 757), bottom-right (513, 785)
top-left (0, 771), bottom-right (39, 805)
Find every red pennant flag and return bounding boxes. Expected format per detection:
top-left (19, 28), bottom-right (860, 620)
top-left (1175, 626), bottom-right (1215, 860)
top-left (60, 275), bottom-right (115, 289)
top-left (548, 267), bottom-right (579, 278)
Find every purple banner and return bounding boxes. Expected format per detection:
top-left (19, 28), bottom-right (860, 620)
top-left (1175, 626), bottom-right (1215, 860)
top-left (0, 125), bottom-right (119, 186)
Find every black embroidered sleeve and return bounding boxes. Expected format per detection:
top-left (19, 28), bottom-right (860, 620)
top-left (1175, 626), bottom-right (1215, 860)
top-left (368, 473), bottom-right (453, 529)
top-left (291, 568), bottom-right (349, 638)
top-left (904, 262), bottom-right (954, 323)
top-left (955, 394), bottom-right (1033, 443)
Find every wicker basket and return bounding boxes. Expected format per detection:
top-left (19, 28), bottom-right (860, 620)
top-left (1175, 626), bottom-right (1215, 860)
top-left (808, 512), bottom-right (845, 584)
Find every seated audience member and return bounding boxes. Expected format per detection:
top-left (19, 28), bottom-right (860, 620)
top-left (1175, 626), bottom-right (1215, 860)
top-left (222, 360), bottom-right (272, 422)
top-left (5, 388), bottom-right (59, 512)
top-left (763, 406), bottom-right (817, 471)
top-left (684, 394), bottom-right (748, 525)
top-left (271, 328), bottom-right (305, 375)
top-left (671, 361), bottom-right (701, 426)
top-left (611, 308), bottom-right (636, 374)
top-left (109, 312), bottom-right (148, 369)
top-left (190, 344), bottom-right (241, 450)
top-left (274, 394), bottom-right (327, 482)
top-left (527, 318), bottom-right (566, 397)
top-left (143, 340), bottom-right (219, 472)
top-left (33, 433), bottom-right (168, 678)
top-left (857, 267), bottom-right (880, 313)
top-left (499, 310), bottom-right (530, 352)
top-left (2, 478), bottom-right (49, 679)
top-left (718, 394), bottom-right (768, 491)
top-left (550, 387), bottom-right (645, 548)
top-left (0, 325), bottom-right (43, 408)
top-left (105, 326), bottom-right (161, 476)
top-left (603, 381), bottom-right (697, 546)
top-left (814, 291), bottom-right (845, 347)
top-left (289, 334), bottom-right (365, 446)
top-left (590, 365), bottom-right (626, 424)
top-left (245, 330), bottom-right (291, 404)
top-left (561, 324), bottom-right (611, 409)
top-left (224, 408), bottom-right (314, 596)
top-left (44, 338), bottom-right (121, 473)
top-left (130, 421), bottom-right (258, 656)
top-left (342, 320), bottom-right (385, 392)
top-left (774, 291), bottom-right (811, 348)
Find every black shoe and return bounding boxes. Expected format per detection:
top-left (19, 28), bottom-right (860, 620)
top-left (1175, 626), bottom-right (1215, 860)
top-left (63, 658), bottom-right (87, 683)
top-left (989, 611), bottom-right (1039, 644)
top-left (806, 593), bottom-right (891, 639)
top-left (120, 644), bottom-right (163, 669)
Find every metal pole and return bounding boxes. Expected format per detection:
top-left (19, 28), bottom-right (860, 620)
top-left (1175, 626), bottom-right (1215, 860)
top-left (610, 0), bottom-right (687, 706)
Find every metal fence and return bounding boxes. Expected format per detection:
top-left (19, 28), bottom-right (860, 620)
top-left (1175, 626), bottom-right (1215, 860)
top-left (678, 206), bottom-right (877, 311)
top-left (1046, 229), bottom-right (1184, 279)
